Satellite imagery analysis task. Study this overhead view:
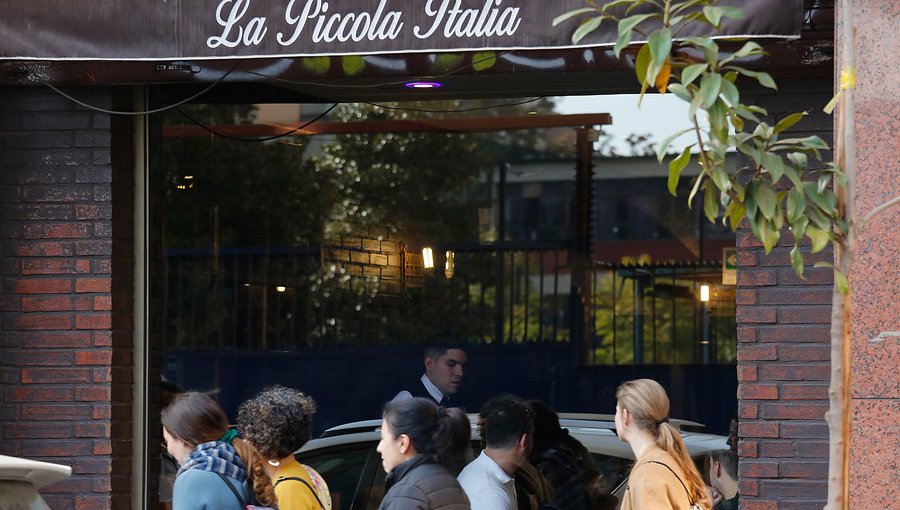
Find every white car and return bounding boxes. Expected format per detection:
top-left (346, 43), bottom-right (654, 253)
top-left (0, 455), bottom-right (72, 510)
top-left (298, 414), bottom-right (727, 510)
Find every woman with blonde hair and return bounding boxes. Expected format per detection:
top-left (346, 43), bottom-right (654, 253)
top-left (614, 379), bottom-right (711, 510)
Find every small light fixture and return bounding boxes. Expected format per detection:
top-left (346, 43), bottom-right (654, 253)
top-left (700, 284), bottom-right (710, 302)
top-left (275, 286), bottom-right (287, 293)
top-left (444, 250), bottom-right (455, 279)
top-left (422, 247), bottom-right (434, 269)
top-left (404, 81), bottom-right (442, 89)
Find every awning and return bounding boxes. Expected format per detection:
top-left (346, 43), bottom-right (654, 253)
top-left (1, 0), bottom-right (802, 61)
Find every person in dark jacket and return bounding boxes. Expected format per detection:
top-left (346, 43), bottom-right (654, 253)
top-left (377, 397), bottom-right (471, 510)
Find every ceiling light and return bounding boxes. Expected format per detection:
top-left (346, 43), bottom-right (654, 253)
top-left (404, 81), bottom-right (442, 89)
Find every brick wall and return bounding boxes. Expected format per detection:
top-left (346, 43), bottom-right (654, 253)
top-left (735, 79), bottom-right (834, 510)
top-left (0, 86), bottom-right (134, 509)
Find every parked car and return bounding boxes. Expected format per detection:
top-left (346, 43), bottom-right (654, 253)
top-left (297, 414), bottom-right (727, 510)
top-left (0, 455), bottom-right (72, 510)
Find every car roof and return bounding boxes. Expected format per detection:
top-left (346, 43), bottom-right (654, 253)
top-left (304, 413), bottom-right (725, 459)
top-left (0, 455), bottom-right (72, 488)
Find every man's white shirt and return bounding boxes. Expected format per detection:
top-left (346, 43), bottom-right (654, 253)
top-left (457, 450), bottom-right (517, 510)
top-left (391, 374), bottom-right (445, 403)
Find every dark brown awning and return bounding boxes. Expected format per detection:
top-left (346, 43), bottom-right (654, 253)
top-left (1, 0), bottom-right (801, 61)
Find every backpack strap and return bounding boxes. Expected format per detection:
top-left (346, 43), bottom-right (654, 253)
top-left (275, 476), bottom-right (325, 509)
top-left (216, 472), bottom-right (247, 508)
top-left (643, 460), bottom-right (696, 507)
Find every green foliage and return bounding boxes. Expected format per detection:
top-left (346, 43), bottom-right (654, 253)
top-left (557, 0), bottom-right (844, 279)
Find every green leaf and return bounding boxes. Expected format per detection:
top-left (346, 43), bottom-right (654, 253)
top-left (668, 83), bottom-right (691, 102)
top-left (719, 6), bottom-right (745, 19)
top-left (834, 270), bottom-right (849, 295)
top-left (681, 63), bottom-right (707, 87)
top-left (782, 165), bottom-right (803, 189)
top-left (656, 126), bottom-right (694, 162)
top-left (702, 6), bottom-right (725, 27)
top-left (806, 225), bottom-right (832, 253)
top-left (790, 245), bottom-right (805, 279)
top-left (668, 146), bottom-right (692, 195)
top-left (699, 72), bottom-right (722, 109)
top-left (708, 100), bottom-right (729, 143)
top-left (773, 112), bottom-right (807, 134)
top-left (688, 172), bottom-right (705, 206)
top-left (733, 68), bottom-right (777, 90)
top-left (790, 215), bottom-right (809, 241)
top-left (688, 90), bottom-right (704, 120)
top-left (744, 181), bottom-right (759, 218)
top-left (804, 182), bottom-right (837, 214)
top-left (552, 7), bottom-right (596, 27)
top-left (433, 53), bottom-right (464, 72)
top-left (301, 56), bottom-right (332, 75)
top-left (817, 173), bottom-right (832, 194)
top-left (341, 56), bottom-right (365, 75)
top-left (471, 51), bottom-right (497, 72)
top-left (787, 152), bottom-right (808, 170)
top-left (720, 78), bottom-right (740, 106)
top-left (728, 200), bottom-right (745, 231)
top-left (711, 164), bottom-right (731, 192)
top-left (615, 14), bottom-right (655, 56)
top-left (758, 219), bottom-right (779, 254)
top-left (704, 183), bottom-right (719, 222)
top-left (646, 29), bottom-right (673, 86)
top-left (762, 152), bottom-right (786, 182)
top-left (813, 261), bottom-right (834, 269)
top-left (573, 17), bottom-right (603, 44)
top-left (786, 187), bottom-right (806, 223)
top-left (634, 43), bottom-right (652, 85)
top-left (756, 182), bottom-right (777, 220)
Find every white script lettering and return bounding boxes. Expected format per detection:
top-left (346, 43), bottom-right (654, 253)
top-left (278, 0), bottom-right (402, 46)
top-left (207, 0), bottom-right (268, 48)
top-left (414, 0), bottom-right (521, 39)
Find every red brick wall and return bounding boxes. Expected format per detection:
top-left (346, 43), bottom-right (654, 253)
top-left (0, 86), bottom-right (134, 509)
top-left (735, 79), bottom-right (834, 510)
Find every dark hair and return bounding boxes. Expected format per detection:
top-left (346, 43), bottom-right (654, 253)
top-left (237, 385), bottom-right (317, 459)
top-left (424, 345), bottom-right (465, 360)
top-left (161, 392), bottom-right (228, 446)
top-left (480, 395), bottom-right (533, 449)
top-left (528, 399), bottom-right (564, 454)
top-left (709, 449), bottom-right (738, 479)
top-left (382, 398), bottom-right (470, 466)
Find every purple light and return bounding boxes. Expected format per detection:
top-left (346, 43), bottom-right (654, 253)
top-left (404, 81), bottom-right (442, 89)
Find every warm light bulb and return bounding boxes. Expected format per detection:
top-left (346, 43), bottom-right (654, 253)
top-left (700, 284), bottom-right (710, 302)
top-left (422, 247), bottom-right (434, 269)
top-left (276, 286), bottom-right (287, 293)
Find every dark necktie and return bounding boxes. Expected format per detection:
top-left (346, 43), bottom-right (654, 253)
top-left (439, 395), bottom-right (450, 406)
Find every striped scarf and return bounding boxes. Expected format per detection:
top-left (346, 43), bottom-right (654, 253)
top-left (176, 441), bottom-right (248, 482)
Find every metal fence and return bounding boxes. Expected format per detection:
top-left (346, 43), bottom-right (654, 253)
top-left (162, 243), bottom-right (735, 365)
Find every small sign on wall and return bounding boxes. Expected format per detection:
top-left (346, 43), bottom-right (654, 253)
top-left (723, 247), bottom-right (737, 285)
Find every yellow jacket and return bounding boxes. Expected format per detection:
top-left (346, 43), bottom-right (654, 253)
top-left (620, 445), bottom-right (697, 510)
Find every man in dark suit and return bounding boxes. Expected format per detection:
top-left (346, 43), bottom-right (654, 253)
top-left (392, 346), bottom-right (467, 405)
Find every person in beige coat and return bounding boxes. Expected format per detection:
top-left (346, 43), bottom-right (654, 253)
top-left (614, 379), bottom-right (712, 510)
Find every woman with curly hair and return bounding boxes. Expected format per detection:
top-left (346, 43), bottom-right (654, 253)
top-left (614, 379), bottom-right (711, 510)
top-left (237, 386), bottom-right (332, 510)
top-left (161, 391), bottom-right (275, 510)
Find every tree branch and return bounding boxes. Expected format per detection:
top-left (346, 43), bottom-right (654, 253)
top-left (862, 194), bottom-right (900, 225)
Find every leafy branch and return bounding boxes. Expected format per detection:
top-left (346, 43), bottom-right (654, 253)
top-left (554, 0), bottom-right (844, 286)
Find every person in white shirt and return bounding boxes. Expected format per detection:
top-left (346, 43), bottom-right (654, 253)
top-left (392, 346), bottom-right (467, 405)
top-left (457, 395), bottom-right (533, 510)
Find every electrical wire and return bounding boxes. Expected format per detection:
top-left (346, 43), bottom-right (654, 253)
top-left (41, 64), bottom-right (237, 116)
top-left (175, 103), bottom-right (338, 143)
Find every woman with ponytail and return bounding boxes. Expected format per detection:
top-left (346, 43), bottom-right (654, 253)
top-left (377, 397), bottom-right (472, 510)
top-left (614, 379), bottom-right (711, 510)
top-left (161, 391), bottom-right (274, 510)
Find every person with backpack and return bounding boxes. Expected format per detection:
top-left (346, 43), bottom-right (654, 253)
top-left (237, 386), bottom-right (332, 510)
top-left (162, 391), bottom-right (273, 510)
top-left (377, 397), bottom-right (471, 510)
